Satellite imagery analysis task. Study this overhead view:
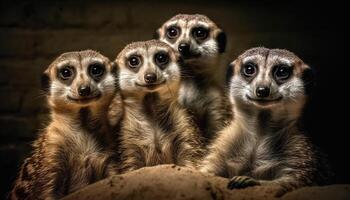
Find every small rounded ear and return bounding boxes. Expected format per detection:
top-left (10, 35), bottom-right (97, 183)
top-left (226, 60), bottom-right (236, 86)
top-left (153, 29), bottom-right (160, 39)
top-left (110, 61), bottom-right (120, 89)
top-left (110, 61), bottom-right (118, 75)
top-left (216, 30), bottom-right (227, 54)
top-left (41, 70), bottom-right (50, 93)
top-left (301, 65), bottom-right (315, 95)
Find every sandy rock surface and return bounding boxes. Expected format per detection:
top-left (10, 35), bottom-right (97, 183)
top-left (63, 165), bottom-right (350, 200)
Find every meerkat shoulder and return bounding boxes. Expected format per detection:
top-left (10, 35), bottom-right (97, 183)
top-left (10, 50), bottom-right (122, 200)
top-left (156, 14), bottom-right (233, 143)
top-left (115, 40), bottom-right (204, 173)
top-left (200, 47), bottom-right (330, 195)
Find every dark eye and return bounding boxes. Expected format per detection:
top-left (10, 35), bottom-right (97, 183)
top-left (128, 56), bottom-right (141, 68)
top-left (166, 26), bottom-right (180, 39)
top-left (89, 63), bottom-right (105, 78)
top-left (192, 27), bottom-right (209, 40)
top-left (274, 65), bottom-right (292, 81)
top-left (154, 52), bottom-right (169, 67)
top-left (242, 62), bottom-right (257, 77)
top-left (59, 66), bottom-right (74, 80)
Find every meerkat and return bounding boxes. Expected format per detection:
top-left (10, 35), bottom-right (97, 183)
top-left (200, 47), bottom-right (331, 195)
top-left (115, 40), bottom-right (204, 173)
top-left (10, 50), bottom-right (122, 200)
top-left (155, 14), bottom-right (233, 143)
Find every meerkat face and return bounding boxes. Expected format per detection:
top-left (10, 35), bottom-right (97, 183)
top-left (42, 50), bottom-right (116, 108)
top-left (227, 47), bottom-right (313, 109)
top-left (155, 14), bottom-right (226, 64)
top-left (116, 40), bottom-right (181, 95)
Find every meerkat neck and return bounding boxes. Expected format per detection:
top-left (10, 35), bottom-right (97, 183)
top-left (123, 91), bottom-right (179, 129)
top-left (50, 101), bottom-right (113, 146)
top-left (124, 92), bottom-right (176, 109)
top-left (123, 88), bottom-right (178, 106)
top-left (50, 101), bottom-right (111, 133)
top-left (183, 59), bottom-right (224, 87)
top-left (234, 104), bottom-right (299, 137)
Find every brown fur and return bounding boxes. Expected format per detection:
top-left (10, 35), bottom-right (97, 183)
top-left (10, 50), bottom-right (121, 200)
top-left (156, 14), bottom-right (233, 143)
top-left (119, 93), bottom-right (204, 172)
top-left (114, 40), bottom-right (205, 172)
top-left (200, 47), bottom-right (331, 196)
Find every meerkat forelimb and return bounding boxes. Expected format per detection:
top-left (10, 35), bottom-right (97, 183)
top-left (10, 50), bottom-right (122, 200)
top-left (115, 40), bottom-right (205, 173)
top-left (200, 47), bottom-right (331, 196)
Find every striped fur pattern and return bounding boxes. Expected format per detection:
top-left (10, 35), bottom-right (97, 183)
top-left (156, 14), bottom-right (233, 143)
top-left (115, 40), bottom-right (205, 172)
top-left (200, 47), bottom-right (331, 196)
top-left (10, 50), bottom-right (121, 200)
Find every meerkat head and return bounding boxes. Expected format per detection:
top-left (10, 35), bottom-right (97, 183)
top-left (115, 40), bottom-right (182, 97)
top-left (41, 50), bottom-right (117, 109)
top-left (227, 47), bottom-right (314, 110)
top-left (155, 14), bottom-right (226, 67)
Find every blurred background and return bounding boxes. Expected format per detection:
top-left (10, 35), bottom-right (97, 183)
top-left (0, 0), bottom-right (345, 198)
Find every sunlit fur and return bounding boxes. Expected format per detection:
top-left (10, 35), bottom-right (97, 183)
top-left (114, 40), bottom-right (204, 173)
top-left (200, 47), bottom-right (331, 196)
top-left (157, 14), bottom-right (232, 143)
top-left (10, 50), bottom-right (122, 200)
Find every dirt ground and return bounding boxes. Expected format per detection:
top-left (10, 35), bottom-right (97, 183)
top-left (63, 165), bottom-right (350, 200)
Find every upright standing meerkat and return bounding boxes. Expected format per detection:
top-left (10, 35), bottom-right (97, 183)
top-left (115, 40), bottom-right (204, 172)
top-left (200, 47), bottom-right (331, 195)
top-left (155, 14), bottom-right (232, 143)
top-left (10, 50), bottom-right (122, 200)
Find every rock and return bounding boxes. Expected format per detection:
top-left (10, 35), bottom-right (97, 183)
top-left (63, 165), bottom-right (349, 200)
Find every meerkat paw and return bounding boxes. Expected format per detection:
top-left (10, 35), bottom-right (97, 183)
top-left (227, 176), bottom-right (260, 190)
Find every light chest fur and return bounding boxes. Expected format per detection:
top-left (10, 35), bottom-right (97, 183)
top-left (119, 93), bottom-right (204, 172)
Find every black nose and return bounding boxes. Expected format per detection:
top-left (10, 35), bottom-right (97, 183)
top-left (144, 73), bottom-right (157, 84)
top-left (256, 86), bottom-right (270, 98)
top-left (178, 43), bottom-right (190, 57)
top-left (78, 85), bottom-right (91, 97)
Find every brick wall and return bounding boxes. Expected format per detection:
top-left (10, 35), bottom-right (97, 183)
top-left (0, 0), bottom-right (346, 198)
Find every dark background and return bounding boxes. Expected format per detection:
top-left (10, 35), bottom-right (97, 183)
top-left (0, 0), bottom-right (346, 198)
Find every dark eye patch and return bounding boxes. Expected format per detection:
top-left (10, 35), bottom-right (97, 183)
top-left (240, 62), bottom-right (258, 82)
top-left (59, 66), bottom-right (73, 79)
top-left (241, 62), bottom-right (257, 77)
top-left (88, 62), bottom-right (106, 81)
top-left (192, 26), bottom-right (209, 41)
top-left (57, 65), bottom-right (75, 83)
top-left (154, 51), bottom-right (169, 69)
top-left (166, 26), bottom-right (180, 40)
top-left (273, 64), bottom-right (293, 83)
top-left (56, 65), bottom-right (75, 85)
top-left (126, 55), bottom-right (142, 72)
